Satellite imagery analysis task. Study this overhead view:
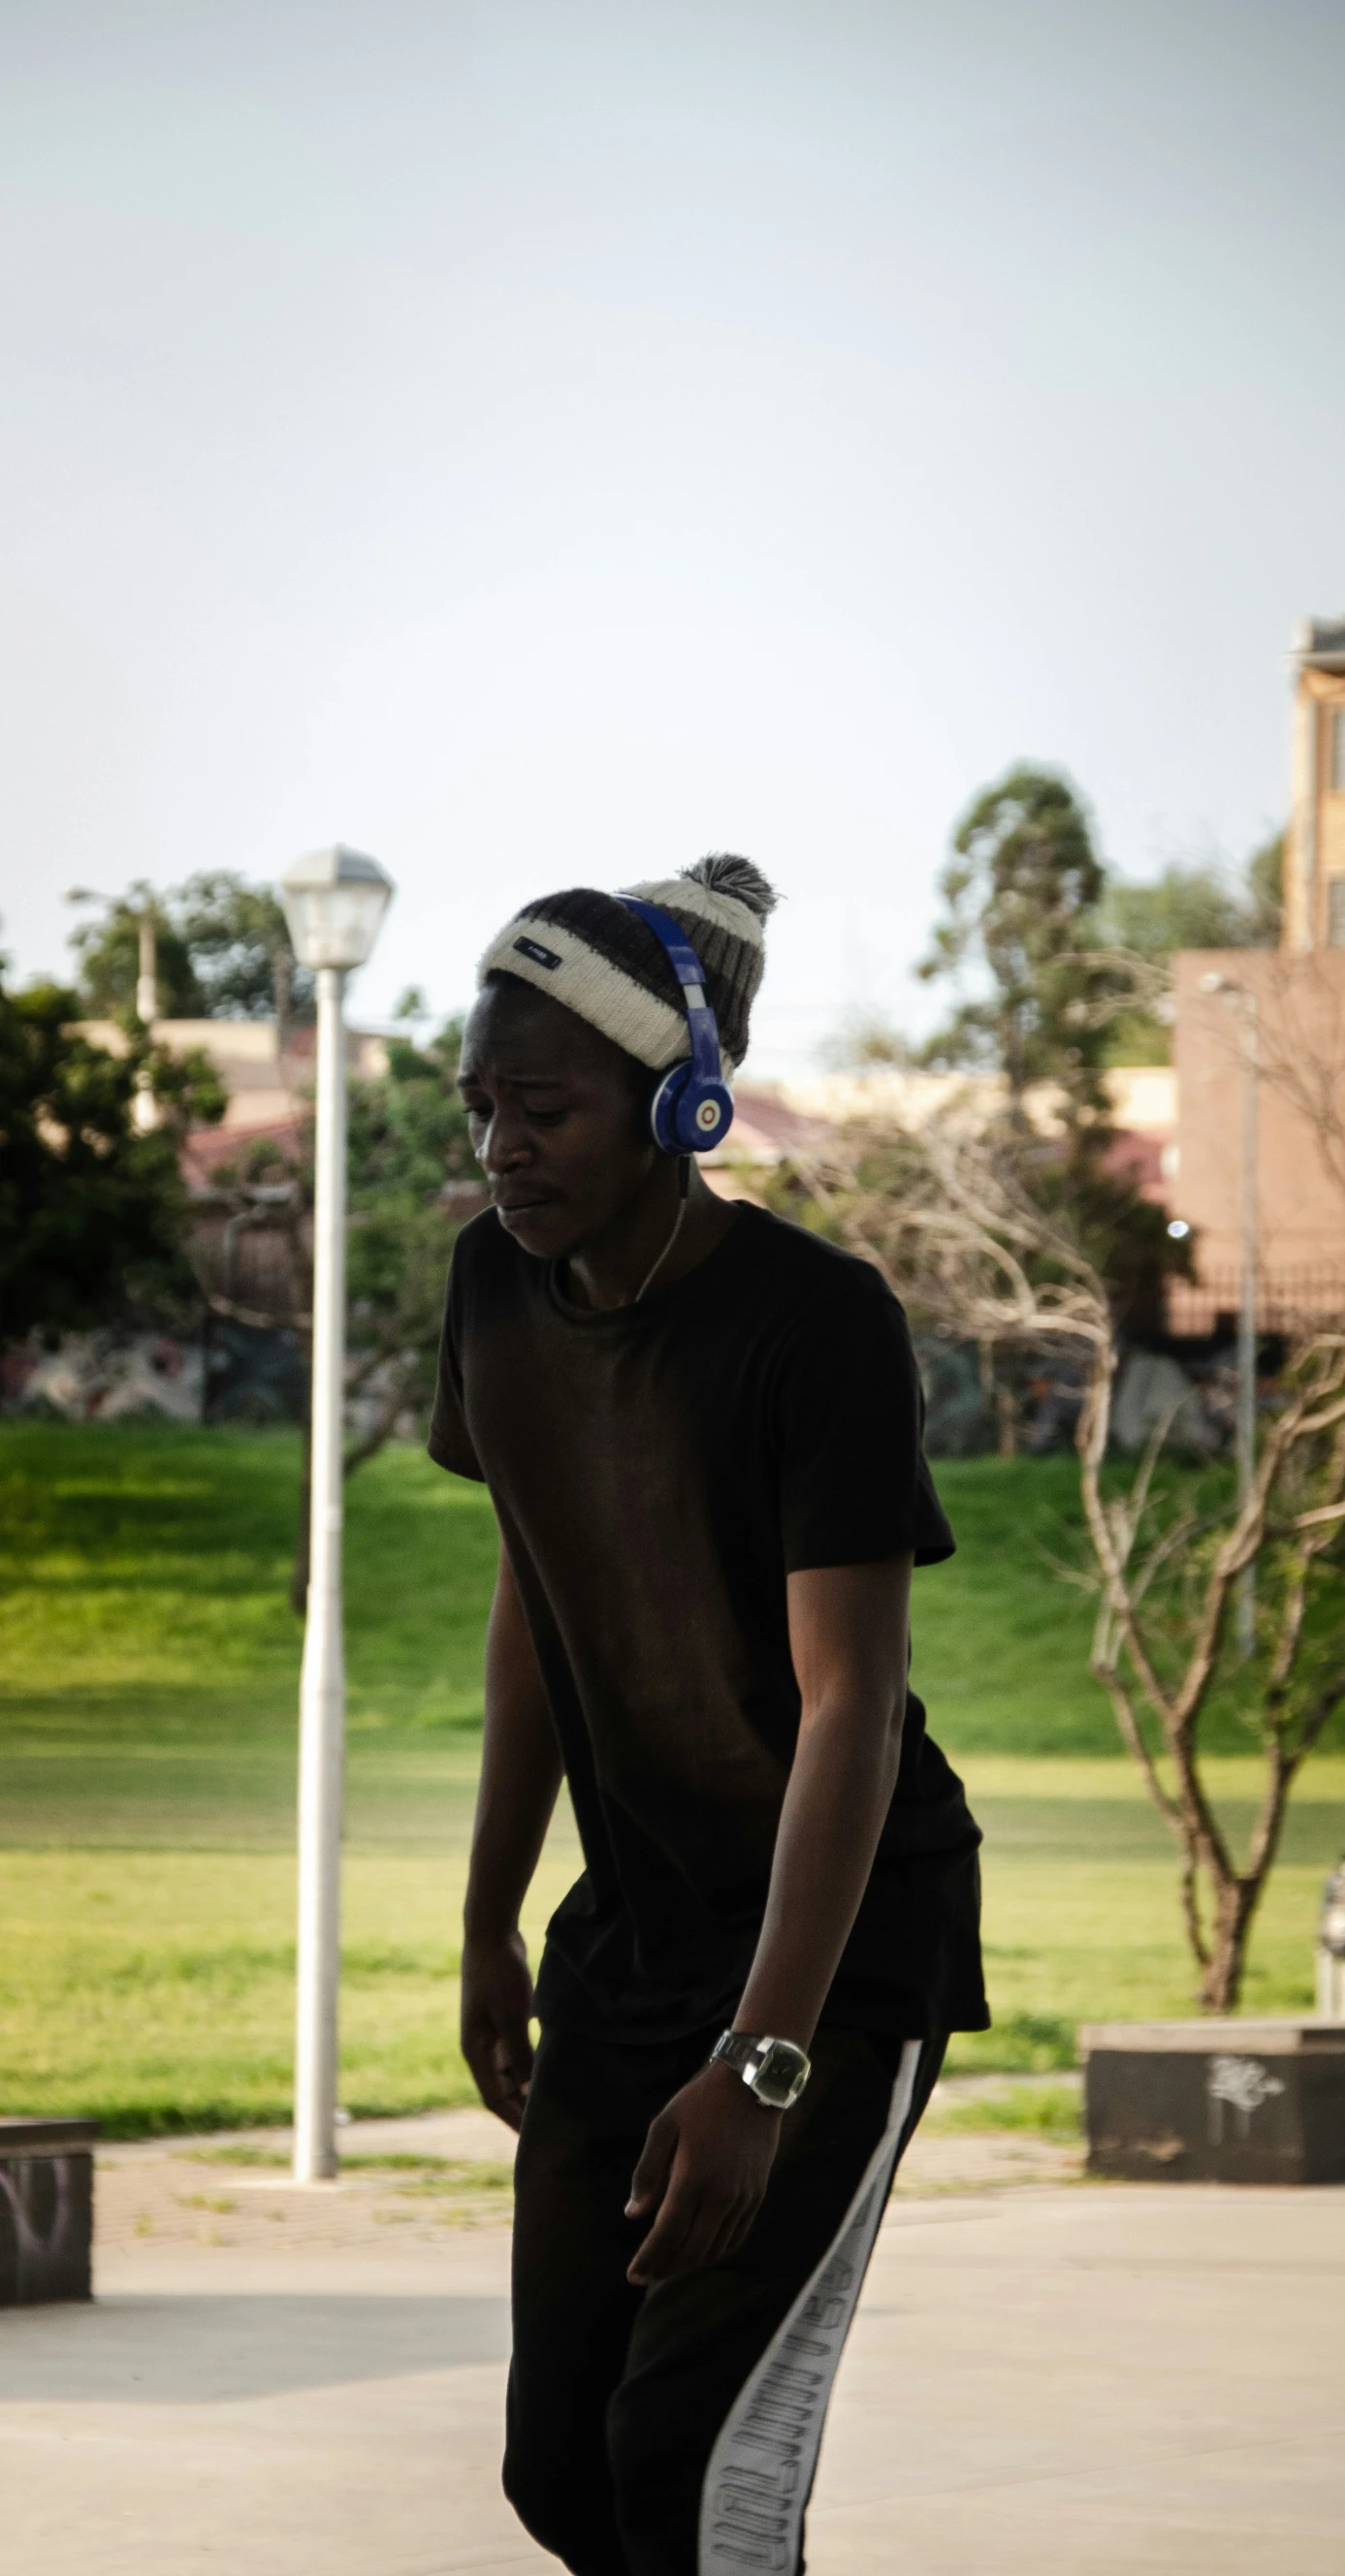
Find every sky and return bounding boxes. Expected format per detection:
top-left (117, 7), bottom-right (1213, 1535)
top-left (3, 0), bottom-right (1345, 1077)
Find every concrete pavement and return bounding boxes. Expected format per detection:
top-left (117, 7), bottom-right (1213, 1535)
top-left (813, 2182), bottom-right (1344, 2571)
top-left (1, 2120), bottom-right (1340, 2574)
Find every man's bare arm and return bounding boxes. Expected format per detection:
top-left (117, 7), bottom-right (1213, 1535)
top-left (627, 1553), bottom-right (912, 2281)
top-left (461, 1543), bottom-right (563, 2129)
top-left (731, 1554), bottom-right (911, 2042)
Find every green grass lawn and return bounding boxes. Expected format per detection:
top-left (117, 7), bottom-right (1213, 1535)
top-left (1, 1423), bottom-right (1341, 2132)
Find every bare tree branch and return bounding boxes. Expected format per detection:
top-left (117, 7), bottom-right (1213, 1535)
top-left (778, 1103), bottom-right (1345, 2012)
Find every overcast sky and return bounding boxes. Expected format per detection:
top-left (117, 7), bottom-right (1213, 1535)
top-left (3, 0), bottom-right (1343, 1075)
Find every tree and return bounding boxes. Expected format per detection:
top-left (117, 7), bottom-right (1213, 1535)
top-left (68, 883), bottom-right (205, 1020)
top-left (1084, 1330), bottom-right (1345, 2012)
top-left (911, 764), bottom-right (1186, 1360)
top-left (174, 873), bottom-right (313, 1025)
top-left (0, 976), bottom-right (225, 1342)
top-left (344, 1018), bottom-right (476, 1464)
top-left (1245, 832), bottom-right (1285, 945)
top-left (775, 1106), bottom-right (1345, 2013)
top-left (1099, 835), bottom-right (1284, 1063)
top-left (1104, 863), bottom-right (1253, 963)
top-left (70, 872), bottom-right (312, 1026)
top-left (916, 766), bottom-right (1117, 1111)
top-left (1104, 836), bottom-right (1284, 963)
top-left (192, 1019), bottom-right (477, 1608)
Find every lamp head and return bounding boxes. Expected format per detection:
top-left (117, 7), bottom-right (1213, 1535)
top-left (280, 844), bottom-right (394, 971)
top-left (1321, 1859), bottom-right (1345, 1961)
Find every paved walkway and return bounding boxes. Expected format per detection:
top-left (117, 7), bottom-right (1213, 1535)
top-left (3, 2111), bottom-right (1340, 2573)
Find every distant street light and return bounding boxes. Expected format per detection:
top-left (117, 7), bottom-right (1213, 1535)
top-left (279, 845), bottom-right (395, 2183)
top-left (133, 912), bottom-right (159, 1131)
top-left (136, 912), bottom-right (158, 1028)
top-left (1200, 970), bottom-right (1260, 1661)
top-left (65, 886), bottom-right (161, 1129)
top-left (1319, 1859), bottom-right (1345, 2019)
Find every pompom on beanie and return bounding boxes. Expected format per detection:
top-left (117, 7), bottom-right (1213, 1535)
top-left (476, 855), bottom-right (777, 1071)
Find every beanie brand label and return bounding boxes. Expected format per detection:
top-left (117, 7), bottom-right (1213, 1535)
top-left (514, 935), bottom-right (563, 970)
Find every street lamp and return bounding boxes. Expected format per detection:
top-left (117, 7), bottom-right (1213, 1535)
top-left (136, 910), bottom-right (158, 1028)
top-left (279, 845), bottom-right (395, 2182)
top-left (65, 887), bottom-right (161, 1129)
top-left (1318, 1859), bottom-right (1345, 2019)
top-left (1200, 970), bottom-right (1259, 1661)
top-left (133, 910), bottom-right (159, 1133)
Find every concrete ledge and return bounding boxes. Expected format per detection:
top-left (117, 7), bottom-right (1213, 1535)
top-left (0, 2120), bottom-right (97, 2306)
top-left (1082, 2019), bottom-right (1345, 2183)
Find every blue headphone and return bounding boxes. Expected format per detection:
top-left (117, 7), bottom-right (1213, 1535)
top-left (619, 898), bottom-right (735, 1156)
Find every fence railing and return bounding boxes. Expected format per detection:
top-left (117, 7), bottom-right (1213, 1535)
top-left (1166, 1268), bottom-right (1345, 1338)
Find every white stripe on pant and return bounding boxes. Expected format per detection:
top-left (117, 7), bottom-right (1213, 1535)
top-left (697, 2039), bottom-right (922, 2575)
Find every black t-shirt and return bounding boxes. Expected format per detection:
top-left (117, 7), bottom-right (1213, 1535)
top-left (429, 1202), bottom-right (987, 2043)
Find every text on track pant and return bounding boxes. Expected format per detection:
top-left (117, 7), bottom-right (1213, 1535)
top-left (504, 2021), bottom-right (946, 2576)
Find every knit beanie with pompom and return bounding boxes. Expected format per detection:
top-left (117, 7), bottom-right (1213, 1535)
top-left (476, 855), bottom-right (777, 1071)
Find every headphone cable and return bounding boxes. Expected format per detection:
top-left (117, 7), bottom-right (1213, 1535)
top-left (634, 1161), bottom-right (690, 1303)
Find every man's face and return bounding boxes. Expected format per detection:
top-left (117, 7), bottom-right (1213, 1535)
top-left (458, 977), bottom-right (658, 1259)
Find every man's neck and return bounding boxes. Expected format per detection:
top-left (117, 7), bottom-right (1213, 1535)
top-left (564, 1162), bottom-right (737, 1312)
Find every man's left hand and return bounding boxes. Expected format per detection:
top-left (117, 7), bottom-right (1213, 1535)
top-left (625, 2060), bottom-right (782, 2285)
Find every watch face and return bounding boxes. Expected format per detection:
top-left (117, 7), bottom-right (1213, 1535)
top-left (753, 2041), bottom-right (810, 2110)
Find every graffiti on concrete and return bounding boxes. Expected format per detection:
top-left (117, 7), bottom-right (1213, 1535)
top-left (1206, 2055), bottom-right (1286, 2144)
top-left (1, 1331), bottom-right (204, 1423)
top-left (0, 2153), bottom-right (93, 2306)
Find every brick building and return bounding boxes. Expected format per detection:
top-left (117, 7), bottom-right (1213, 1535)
top-left (1172, 948), bottom-right (1345, 1328)
top-left (1285, 616), bottom-right (1345, 952)
top-left (1172, 616), bottom-right (1345, 1328)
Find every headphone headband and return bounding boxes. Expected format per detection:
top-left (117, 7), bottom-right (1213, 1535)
top-left (618, 897), bottom-right (735, 1156)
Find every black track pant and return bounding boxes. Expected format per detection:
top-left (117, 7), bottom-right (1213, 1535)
top-left (504, 2020), bottom-right (945, 2576)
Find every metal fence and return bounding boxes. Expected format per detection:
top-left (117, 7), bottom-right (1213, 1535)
top-left (1166, 1269), bottom-right (1345, 1338)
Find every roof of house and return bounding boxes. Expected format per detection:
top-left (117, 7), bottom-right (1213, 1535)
top-left (1296, 615), bottom-right (1345, 672)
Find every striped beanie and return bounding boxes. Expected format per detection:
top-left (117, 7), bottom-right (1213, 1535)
top-left (477, 855), bottom-right (777, 1071)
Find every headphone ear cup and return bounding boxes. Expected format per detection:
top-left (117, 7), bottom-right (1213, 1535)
top-left (682, 1079), bottom-right (733, 1152)
top-left (649, 1065), bottom-right (733, 1155)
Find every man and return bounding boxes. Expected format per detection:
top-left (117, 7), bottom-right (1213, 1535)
top-left (430, 855), bottom-right (987, 2576)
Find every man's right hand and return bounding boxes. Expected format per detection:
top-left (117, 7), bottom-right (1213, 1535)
top-left (461, 1927), bottom-right (536, 2130)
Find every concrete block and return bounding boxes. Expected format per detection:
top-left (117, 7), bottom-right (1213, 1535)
top-left (0, 2119), bottom-right (97, 2305)
top-left (1081, 2019), bottom-right (1345, 2183)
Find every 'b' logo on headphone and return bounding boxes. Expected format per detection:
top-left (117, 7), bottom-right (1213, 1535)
top-left (695, 1097), bottom-right (722, 1134)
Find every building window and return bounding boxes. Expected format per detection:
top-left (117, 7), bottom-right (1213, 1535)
top-left (1332, 708), bottom-right (1345, 791)
top-left (1329, 877), bottom-right (1345, 948)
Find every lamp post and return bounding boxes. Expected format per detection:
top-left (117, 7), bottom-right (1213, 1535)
top-left (136, 911), bottom-right (159, 1028)
top-left (1318, 1859), bottom-right (1345, 2019)
top-left (279, 845), bottom-right (394, 2182)
top-left (133, 910), bottom-right (160, 1133)
top-left (1201, 971), bottom-right (1260, 1660)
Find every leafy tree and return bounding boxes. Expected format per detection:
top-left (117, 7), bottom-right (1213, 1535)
top-left (1104, 862), bottom-right (1251, 962)
top-left (0, 976), bottom-right (226, 1342)
top-left (345, 1019), bottom-right (475, 1447)
top-left (1099, 834), bottom-right (1284, 1063)
top-left (69, 883), bottom-right (205, 1020)
top-left (174, 873), bottom-right (313, 1023)
top-left (916, 766), bottom-right (1116, 1112)
top-left (70, 873), bottom-right (312, 1025)
top-left (198, 1019), bottom-right (477, 1607)
top-left (1245, 831), bottom-right (1285, 944)
top-left (842, 764), bottom-right (1186, 1387)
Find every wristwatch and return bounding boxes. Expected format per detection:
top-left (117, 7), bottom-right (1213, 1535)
top-left (709, 2030), bottom-right (811, 2110)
